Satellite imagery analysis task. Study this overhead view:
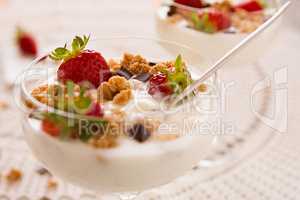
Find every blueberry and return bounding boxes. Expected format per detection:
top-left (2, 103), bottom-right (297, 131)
top-left (128, 124), bottom-right (151, 143)
top-left (133, 72), bottom-right (152, 82)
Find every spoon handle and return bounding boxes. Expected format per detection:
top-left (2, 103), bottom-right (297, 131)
top-left (171, 1), bottom-right (291, 106)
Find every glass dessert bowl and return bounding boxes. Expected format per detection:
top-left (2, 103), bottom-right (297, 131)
top-left (15, 36), bottom-right (218, 194)
top-left (156, 0), bottom-right (282, 64)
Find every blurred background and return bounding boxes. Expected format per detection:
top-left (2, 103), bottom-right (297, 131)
top-left (0, 0), bottom-right (299, 199)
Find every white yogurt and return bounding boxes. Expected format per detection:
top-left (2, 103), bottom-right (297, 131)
top-left (23, 106), bottom-right (215, 193)
top-left (22, 71), bottom-right (217, 193)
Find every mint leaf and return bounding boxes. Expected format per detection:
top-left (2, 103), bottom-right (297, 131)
top-left (174, 55), bottom-right (183, 73)
top-left (202, 14), bottom-right (217, 33)
top-left (191, 12), bottom-right (204, 30)
top-left (190, 12), bottom-right (217, 34)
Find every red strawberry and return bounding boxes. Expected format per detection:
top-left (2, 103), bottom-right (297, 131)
top-left (50, 35), bottom-right (112, 88)
top-left (148, 73), bottom-right (173, 97)
top-left (16, 28), bottom-right (38, 57)
top-left (191, 9), bottom-right (231, 33)
top-left (41, 119), bottom-right (60, 137)
top-left (207, 10), bottom-right (231, 30)
top-left (86, 102), bottom-right (104, 117)
top-left (235, 0), bottom-right (264, 12)
top-left (175, 0), bottom-right (203, 8)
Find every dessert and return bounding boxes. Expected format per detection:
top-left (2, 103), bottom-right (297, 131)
top-left (156, 0), bottom-right (280, 65)
top-left (25, 35), bottom-right (203, 148)
top-left (167, 0), bottom-right (271, 33)
top-left (18, 36), bottom-right (215, 193)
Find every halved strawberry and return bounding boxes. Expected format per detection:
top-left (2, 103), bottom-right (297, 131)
top-left (41, 119), bottom-right (60, 137)
top-left (235, 0), bottom-right (265, 12)
top-left (191, 9), bottom-right (231, 33)
top-left (16, 27), bottom-right (38, 57)
top-left (50, 35), bottom-right (112, 88)
top-left (175, 0), bottom-right (203, 8)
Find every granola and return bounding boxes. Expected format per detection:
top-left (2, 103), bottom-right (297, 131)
top-left (231, 9), bottom-right (265, 33)
top-left (98, 82), bottom-right (115, 101)
top-left (198, 83), bottom-right (207, 93)
top-left (98, 76), bottom-right (132, 105)
top-left (108, 59), bottom-right (121, 72)
top-left (0, 101), bottom-right (9, 110)
top-left (47, 179), bottom-right (58, 190)
top-left (153, 134), bottom-right (179, 141)
top-left (121, 53), bottom-right (151, 74)
top-left (6, 168), bottom-right (22, 184)
top-left (108, 76), bottom-right (131, 92)
top-left (113, 89), bottom-right (132, 105)
top-left (150, 62), bottom-right (174, 74)
top-left (88, 135), bottom-right (118, 149)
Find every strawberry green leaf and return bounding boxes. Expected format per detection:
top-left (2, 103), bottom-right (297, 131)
top-left (49, 44), bottom-right (70, 61)
top-left (50, 35), bottom-right (90, 62)
top-left (72, 35), bottom-right (90, 53)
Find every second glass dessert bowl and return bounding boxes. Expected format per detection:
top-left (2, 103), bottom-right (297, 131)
top-left (156, 0), bottom-right (282, 64)
top-left (15, 37), bottom-right (218, 194)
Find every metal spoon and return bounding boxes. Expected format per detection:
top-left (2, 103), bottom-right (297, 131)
top-left (170, 1), bottom-right (291, 107)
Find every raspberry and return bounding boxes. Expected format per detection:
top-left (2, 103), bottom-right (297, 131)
top-left (148, 73), bottom-right (173, 97)
top-left (150, 73), bottom-right (167, 85)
